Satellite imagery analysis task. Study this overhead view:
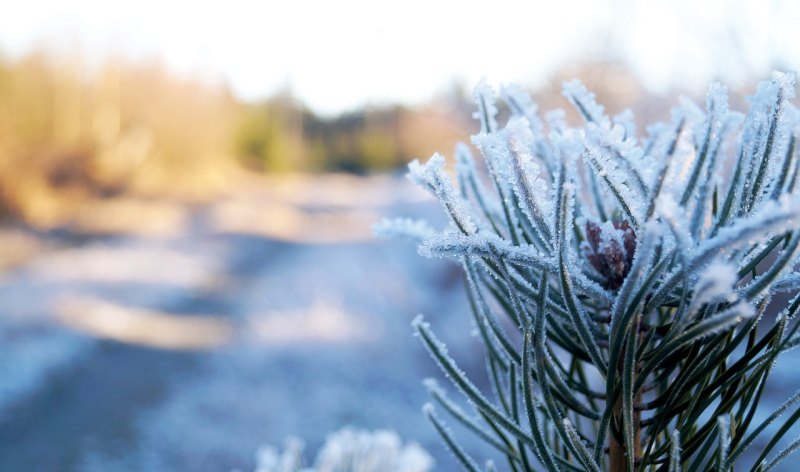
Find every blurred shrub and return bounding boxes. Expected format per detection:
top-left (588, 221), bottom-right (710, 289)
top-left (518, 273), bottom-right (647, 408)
top-left (0, 48), bottom-right (469, 226)
top-left (0, 49), bottom-right (240, 224)
top-left (252, 427), bottom-right (433, 472)
top-left (234, 94), bottom-right (311, 173)
top-left (0, 49), bottom-right (661, 227)
top-left (235, 99), bottom-right (413, 174)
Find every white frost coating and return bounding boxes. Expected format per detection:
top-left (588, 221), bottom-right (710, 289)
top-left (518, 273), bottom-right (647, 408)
top-left (419, 230), bottom-right (613, 303)
top-left (473, 78), bottom-right (499, 134)
top-left (411, 313), bottom-right (428, 331)
top-left (471, 127), bottom-right (528, 242)
top-left (687, 82), bottom-right (733, 235)
top-left (454, 142), bottom-right (502, 226)
top-left (589, 121), bottom-right (642, 160)
top-left (407, 153), bottom-right (441, 189)
top-left (762, 437), bottom-right (800, 472)
top-left (562, 79), bottom-right (610, 128)
top-left (408, 153), bottom-right (477, 234)
top-left (583, 126), bottom-right (645, 225)
top-left (675, 96), bottom-right (707, 158)
top-left (743, 75), bottom-right (794, 167)
top-left (644, 121), bottom-right (670, 153)
top-left (551, 128), bottom-right (584, 157)
top-left (415, 311), bottom-right (540, 451)
top-left (683, 300), bottom-right (756, 340)
top-left (747, 73), bottom-right (798, 211)
top-left (658, 98), bottom-right (703, 190)
top-left (689, 261), bottom-right (739, 313)
top-left (772, 272), bottom-right (800, 294)
top-left (678, 96), bottom-right (706, 146)
top-left (670, 430), bottom-right (682, 472)
top-left (422, 377), bottom-right (441, 393)
top-left (471, 129), bottom-right (514, 196)
top-left (657, 193), bottom-right (694, 249)
top-left (500, 83), bottom-right (544, 136)
top-left (773, 71), bottom-right (797, 100)
top-left (558, 181), bottom-right (578, 248)
top-left (613, 108), bottom-right (636, 139)
top-left (585, 120), bottom-right (647, 193)
top-left (695, 195), bottom-right (800, 265)
top-left (373, 218), bottom-right (436, 242)
top-left (562, 418), bottom-right (601, 472)
top-left (699, 82), bottom-right (731, 171)
top-left (505, 117), bottom-right (554, 238)
top-left (505, 117), bottom-right (536, 153)
top-left (790, 104), bottom-right (800, 137)
top-left (732, 300), bottom-right (756, 321)
top-left (672, 95), bottom-right (705, 131)
top-left (471, 128), bottom-right (507, 171)
top-left (545, 109), bottom-right (568, 134)
top-left (717, 415), bottom-right (731, 470)
top-left (707, 82), bottom-right (731, 122)
top-left (455, 142), bottom-right (477, 177)
top-left (419, 231), bottom-right (544, 264)
top-left (681, 96), bottom-right (706, 122)
top-left (597, 220), bottom-right (625, 254)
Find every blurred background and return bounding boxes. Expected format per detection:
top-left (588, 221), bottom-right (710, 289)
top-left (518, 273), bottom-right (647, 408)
top-left (0, 0), bottom-right (798, 470)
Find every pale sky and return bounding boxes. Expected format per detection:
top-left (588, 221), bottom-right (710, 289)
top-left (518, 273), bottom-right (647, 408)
top-left (1, 0), bottom-right (798, 115)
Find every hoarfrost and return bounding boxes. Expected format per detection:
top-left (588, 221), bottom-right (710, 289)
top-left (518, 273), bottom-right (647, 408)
top-left (562, 79), bottom-right (610, 128)
top-left (408, 154), bottom-right (477, 234)
top-left (613, 109), bottom-right (636, 139)
top-left (501, 84), bottom-right (544, 137)
top-left (505, 117), bottom-right (554, 242)
top-left (544, 109), bottom-right (568, 134)
top-left (772, 272), bottom-right (800, 294)
top-left (689, 262), bottom-right (739, 314)
top-left (454, 143), bottom-right (478, 181)
top-left (472, 79), bottom-right (499, 134)
top-left (581, 125), bottom-right (645, 226)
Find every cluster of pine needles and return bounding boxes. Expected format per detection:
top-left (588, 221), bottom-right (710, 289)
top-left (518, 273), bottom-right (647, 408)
top-left (378, 72), bottom-right (800, 471)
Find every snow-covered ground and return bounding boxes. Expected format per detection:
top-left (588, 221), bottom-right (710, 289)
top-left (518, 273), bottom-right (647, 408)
top-left (0, 175), bottom-right (489, 471)
top-left (0, 174), bottom-right (797, 471)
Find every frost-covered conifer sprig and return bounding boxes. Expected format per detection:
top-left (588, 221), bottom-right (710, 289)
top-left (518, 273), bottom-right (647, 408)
top-left (377, 72), bottom-right (800, 471)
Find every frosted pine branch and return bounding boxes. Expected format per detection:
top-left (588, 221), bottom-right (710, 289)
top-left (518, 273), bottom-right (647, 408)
top-left (380, 74), bottom-right (800, 471)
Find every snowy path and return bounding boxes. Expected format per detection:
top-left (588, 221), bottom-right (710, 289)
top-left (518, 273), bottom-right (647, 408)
top-left (0, 176), bottom-right (482, 471)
